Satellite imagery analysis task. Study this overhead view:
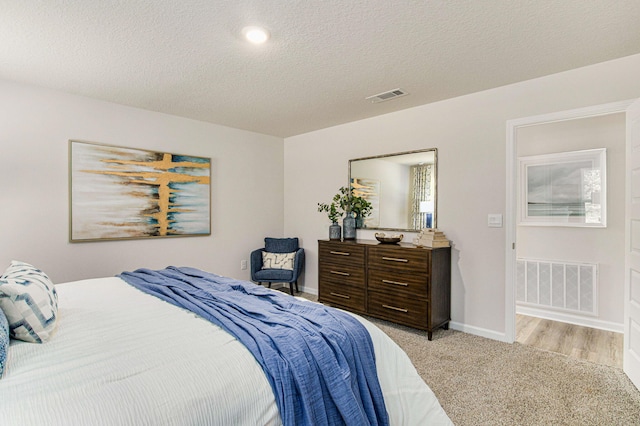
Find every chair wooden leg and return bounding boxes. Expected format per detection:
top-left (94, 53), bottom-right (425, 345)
top-left (289, 282), bottom-right (295, 295)
top-left (267, 283), bottom-right (272, 288)
top-left (294, 280), bottom-right (299, 293)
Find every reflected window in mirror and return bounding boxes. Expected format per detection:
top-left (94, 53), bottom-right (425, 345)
top-left (349, 149), bottom-right (437, 232)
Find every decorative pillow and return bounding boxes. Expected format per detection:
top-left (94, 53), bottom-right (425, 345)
top-left (262, 251), bottom-right (295, 270)
top-left (0, 308), bottom-right (8, 378)
top-left (0, 261), bottom-right (58, 343)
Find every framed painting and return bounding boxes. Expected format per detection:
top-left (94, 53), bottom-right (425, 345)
top-left (519, 148), bottom-right (606, 227)
top-left (69, 140), bottom-right (211, 242)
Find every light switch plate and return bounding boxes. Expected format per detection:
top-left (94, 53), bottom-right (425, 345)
top-left (488, 213), bottom-right (503, 228)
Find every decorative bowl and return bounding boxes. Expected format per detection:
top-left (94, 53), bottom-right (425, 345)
top-left (375, 233), bottom-right (403, 244)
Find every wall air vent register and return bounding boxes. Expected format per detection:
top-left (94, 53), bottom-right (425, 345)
top-left (366, 88), bottom-right (408, 103)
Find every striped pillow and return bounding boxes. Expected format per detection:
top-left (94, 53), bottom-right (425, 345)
top-left (0, 261), bottom-right (58, 343)
top-left (0, 308), bottom-right (8, 378)
top-left (261, 252), bottom-right (295, 270)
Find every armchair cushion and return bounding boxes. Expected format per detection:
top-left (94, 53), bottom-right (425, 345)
top-left (261, 252), bottom-right (295, 270)
top-left (253, 269), bottom-right (294, 282)
top-left (264, 237), bottom-right (299, 253)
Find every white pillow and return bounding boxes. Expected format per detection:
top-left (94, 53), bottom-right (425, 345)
top-left (262, 252), bottom-right (295, 270)
top-left (0, 261), bottom-right (58, 343)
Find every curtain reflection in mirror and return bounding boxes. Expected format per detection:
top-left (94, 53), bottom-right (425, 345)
top-left (410, 164), bottom-right (433, 229)
top-left (349, 149), bottom-right (437, 231)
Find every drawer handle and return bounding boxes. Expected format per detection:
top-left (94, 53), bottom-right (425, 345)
top-left (330, 251), bottom-right (351, 256)
top-left (330, 270), bottom-right (350, 276)
top-left (330, 292), bottom-right (351, 299)
top-left (382, 279), bottom-right (408, 287)
top-left (382, 304), bottom-right (408, 313)
top-left (382, 256), bottom-right (409, 263)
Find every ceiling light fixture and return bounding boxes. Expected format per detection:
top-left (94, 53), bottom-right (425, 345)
top-left (242, 26), bottom-right (270, 44)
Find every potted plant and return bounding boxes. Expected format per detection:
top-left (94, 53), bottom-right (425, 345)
top-left (317, 200), bottom-right (343, 240)
top-left (317, 200), bottom-right (342, 223)
top-left (350, 194), bottom-right (372, 228)
top-left (333, 186), bottom-right (372, 229)
top-left (333, 186), bottom-right (353, 215)
top-left (319, 187), bottom-right (373, 240)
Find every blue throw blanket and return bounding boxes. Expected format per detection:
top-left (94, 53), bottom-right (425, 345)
top-left (118, 266), bottom-right (389, 426)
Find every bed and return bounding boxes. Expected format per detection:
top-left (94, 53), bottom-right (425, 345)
top-left (0, 263), bottom-right (452, 426)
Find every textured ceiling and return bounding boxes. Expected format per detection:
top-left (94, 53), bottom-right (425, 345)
top-left (1, 1), bottom-right (640, 138)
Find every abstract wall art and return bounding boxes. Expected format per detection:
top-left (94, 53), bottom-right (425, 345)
top-left (69, 140), bottom-right (211, 242)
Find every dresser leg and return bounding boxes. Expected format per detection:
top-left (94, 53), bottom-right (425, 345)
top-left (427, 331), bottom-right (433, 341)
top-left (443, 322), bottom-right (449, 330)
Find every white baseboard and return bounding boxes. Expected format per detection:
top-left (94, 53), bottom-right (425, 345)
top-left (300, 286), bottom-right (318, 296)
top-left (516, 305), bottom-right (623, 333)
top-left (270, 283), bottom-right (319, 296)
top-left (449, 321), bottom-right (509, 343)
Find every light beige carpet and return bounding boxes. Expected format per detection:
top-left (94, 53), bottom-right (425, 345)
top-left (291, 290), bottom-right (640, 424)
top-left (368, 318), bottom-right (640, 426)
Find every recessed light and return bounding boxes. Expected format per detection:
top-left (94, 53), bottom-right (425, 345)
top-left (242, 26), bottom-right (270, 44)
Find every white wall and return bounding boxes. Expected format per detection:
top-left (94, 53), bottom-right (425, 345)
top-left (0, 79), bottom-right (285, 284)
top-left (516, 113), bottom-right (625, 327)
top-left (352, 159), bottom-right (409, 228)
top-left (284, 53), bottom-right (640, 340)
top-left (5, 52), bottom-right (640, 340)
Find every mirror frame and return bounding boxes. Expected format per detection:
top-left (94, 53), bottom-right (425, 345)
top-left (348, 148), bottom-right (438, 232)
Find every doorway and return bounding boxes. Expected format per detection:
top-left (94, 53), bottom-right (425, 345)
top-left (515, 314), bottom-right (623, 367)
top-left (505, 101), bottom-right (634, 358)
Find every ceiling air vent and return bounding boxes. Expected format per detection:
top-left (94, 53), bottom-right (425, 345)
top-left (365, 88), bottom-right (408, 103)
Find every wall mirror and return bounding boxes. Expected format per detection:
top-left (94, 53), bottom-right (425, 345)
top-left (349, 148), bottom-right (437, 232)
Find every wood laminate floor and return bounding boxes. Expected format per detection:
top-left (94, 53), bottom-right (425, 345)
top-left (516, 314), bottom-right (623, 368)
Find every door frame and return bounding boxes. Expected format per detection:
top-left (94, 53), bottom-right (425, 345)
top-left (504, 100), bottom-right (635, 343)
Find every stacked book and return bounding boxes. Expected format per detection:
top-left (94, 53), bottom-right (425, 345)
top-left (413, 228), bottom-right (450, 248)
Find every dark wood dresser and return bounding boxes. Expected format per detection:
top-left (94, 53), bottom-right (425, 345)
top-left (318, 239), bottom-right (451, 340)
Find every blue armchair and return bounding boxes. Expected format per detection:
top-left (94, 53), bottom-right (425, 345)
top-left (250, 237), bottom-right (305, 295)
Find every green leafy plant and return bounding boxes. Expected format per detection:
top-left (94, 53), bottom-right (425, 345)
top-left (351, 195), bottom-right (372, 219)
top-left (317, 201), bottom-right (342, 223)
top-left (318, 186), bottom-right (372, 223)
top-left (334, 186), bottom-right (352, 213)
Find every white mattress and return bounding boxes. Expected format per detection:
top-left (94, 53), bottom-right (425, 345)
top-left (0, 277), bottom-right (452, 426)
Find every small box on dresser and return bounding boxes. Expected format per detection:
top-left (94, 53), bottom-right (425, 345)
top-left (318, 239), bottom-right (451, 340)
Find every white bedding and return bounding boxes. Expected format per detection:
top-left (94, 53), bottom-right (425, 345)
top-left (0, 277), bottom-right (452, 425)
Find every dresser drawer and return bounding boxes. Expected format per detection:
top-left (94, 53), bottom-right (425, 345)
top-left (317, 239), bottom-right (449, 339)
top-left (319, 262), bottom-right (365, 288)
top-left (368, 290), bottom-right (428, 329)
top-left (319, 241), bottom-right (365, 266)
top-left (319, 281), bottom-right (366, 312)
top-left (368, 268), bottom-right (428, 296)
top-left (368, 246), bottom-right (430, 273)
